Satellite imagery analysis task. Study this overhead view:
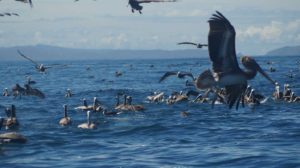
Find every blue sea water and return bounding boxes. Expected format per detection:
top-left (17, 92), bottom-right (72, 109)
top-left (0, 56), bottom-right (300, 167)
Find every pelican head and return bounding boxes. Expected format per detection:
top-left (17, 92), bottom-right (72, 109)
top-left (241, 56), bottom-right (276, 85)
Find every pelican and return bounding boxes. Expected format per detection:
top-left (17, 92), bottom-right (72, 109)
top-left (2, 88), bottom-right (10, 96)
top-left (195, 11), bottom-right (276, 109)
top-left (177, 42), bottom-right (208, 49)
top-left (59, 105), bottom-right (71, 126)
top-left (3, 105), bottom-right (19, 129)
top-left (0, 118), bottom-right (26, 144)
top-left (65, 88), bottom-right (73, 98)
top-left (128, 0), bottom-right (177, 14)
top-left (12, 84), bottom-right (26, 98)
top-left (15, 0), bottom-right (33, 8)
top-left (159, 71), bottom-right (195, 83)
top-left (17, 50), bottom-right (67, 73)
top-left (78, 111), bottom-right (97, 129)
top-left (24, 84), bottom-right (45, 99)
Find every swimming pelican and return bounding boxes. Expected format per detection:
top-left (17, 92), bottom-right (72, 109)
top-left (2, 88), bottom-right (10, 96)
top-left (177, 42), bottom-right (208, 48)
top-left (128, 0), bottom-right (177, 14)
top-left (195, 11), bottom-right (276, 109)
top-left (3, 105), bottom-right (19, 129)
top-left (0, 118), bottom-right (26, 144)
top-left (59, 105), bottom-right (71, 126)
top-left (159, 71), bottom-right (195, 83)
top-left (78, 111), bottom-right (97, 129)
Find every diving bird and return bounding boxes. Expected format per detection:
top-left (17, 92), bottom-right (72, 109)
top-left (128, 0), bottom-right (177, 14)
top-left (177, 42), bottom-right (208, 49)
top-left (15, 0), bottom-right (33, 8)
top-left (195, 11), bottom-right (276, 109)
top-left (159, 71), bottom-right (195, 83)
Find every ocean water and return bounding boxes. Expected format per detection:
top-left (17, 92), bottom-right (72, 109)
top-left (0, 56), bottom-right (300, 167)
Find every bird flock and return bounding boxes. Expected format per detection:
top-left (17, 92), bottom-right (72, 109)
top-left (0, 2), bottom-right (299, 148)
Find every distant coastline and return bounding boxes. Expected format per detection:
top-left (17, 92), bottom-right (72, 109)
top-left (1, 44), bottom-right (299, 61)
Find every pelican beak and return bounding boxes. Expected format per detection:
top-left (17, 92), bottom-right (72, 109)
top-left (257, 66), bottom-right (276, 85)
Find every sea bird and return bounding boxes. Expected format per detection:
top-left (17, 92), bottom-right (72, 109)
top-left (128, 0), bottom-right (177, 14)
top-left (195, 11), bottom-right (276, 109)
top-left (59, 105), bottom-right (72, 126)
top-left (159, 71), bottom-right (195, 83)
top-left (78, 111), bottom-right (97, 129)
top-left (177, 42), bottom-right (208, 49)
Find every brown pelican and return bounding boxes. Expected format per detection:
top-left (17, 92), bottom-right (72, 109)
top-left (15, 0), bottom-right (33, 8)
top-left (159, 71), bottom-right (195, 83)
top-left (59, 105), bottom-right (71, 126)
top-left (78, 111), bottom-right (97, 129)
top-left (195, 11), bottom-right (276, 109)
top-left (177, 42), bottom-right (208, 49)
top-left (128, 0), bottom-right (177, 14)
top-left (3, 105), bottom-right (19, 129)
top-left (0, 118), bottom-right (26, 144)
top-left (17, 50), bottom-right (67, 73)
top-left (65, 88), bottom-right (73, 98)
top-left (2, 88), bottom-right (10, 97)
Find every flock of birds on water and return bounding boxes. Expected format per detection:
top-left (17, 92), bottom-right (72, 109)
top-left (1, 1), bottom-right (300, 149)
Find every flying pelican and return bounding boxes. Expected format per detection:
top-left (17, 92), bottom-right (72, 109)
top-left (17, 50), bottom-right (67, 73)
top-left (195, 11), bottom-right (276, 109)
top-left (177, 42), bottom-right (208, 49)
top-left (78, 111), bottom-right (97, 129)
top-left (128, 0), bottom-right (177, 14)
top-left (159, 71), bottom-right (195, 83)
top-left (15, 0), bottom-right (33, 8)
top-left (59, 105), bottom-right (72, 126)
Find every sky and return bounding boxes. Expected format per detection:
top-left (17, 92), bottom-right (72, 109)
top-left (1, 0), bottom-right (300, 55)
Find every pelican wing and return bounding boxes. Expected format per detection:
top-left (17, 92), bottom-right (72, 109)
top-left (17, 50), bottom-right (40, 67)
top-left (137, 0), bottom-right (176, 3)
top-left (208, 11), bottom-right (240, 73)
top-left (225, 84), bottom-right (247, 110)
top-left (177, 42), bottom-right (198, 46)
top-left (159, 71), bottom-right (178, 83)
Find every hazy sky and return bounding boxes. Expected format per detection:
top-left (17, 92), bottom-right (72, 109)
top-left (1, 0), bottom-right (300, 55)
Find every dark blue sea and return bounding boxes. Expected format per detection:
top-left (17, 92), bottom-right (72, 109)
top-left (0, 56), bottom-right (300, 167)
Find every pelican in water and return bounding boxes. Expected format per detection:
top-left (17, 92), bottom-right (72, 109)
top-left (3, 105), bottom-right (19, 129)
top-left (15, 0), bottom-right (33, 8)
top-left (78, 111), bottom-right (97, 129)
top-left (195, 11), bottom-right (276, 109)
top-left (177, 42), bottom-right (208, 49)
top-left (0, 118), bottom-right (26, 144)
top-left (128, 0), bottom-right (177, 14)
top-left (159, 71), bottom-right (195, 83)
top-left (2, 88), bottom-right (10, 96)
top-left (59, 105), bottom-right (71, 126)
top-left (75, 97), bottom-right (102, 112)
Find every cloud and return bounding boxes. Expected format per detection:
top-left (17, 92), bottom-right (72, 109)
top-left (237, 19), bottom-right (300, 43)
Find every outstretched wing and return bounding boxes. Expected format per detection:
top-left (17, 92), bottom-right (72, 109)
top-left (177, 42), bottom-right (198, 46)
top-left (180, 72), bottom-right (195, 80)
top-left (159, 71), bottom-right (178, 83)
top-left (208, 11), bottom-right (240, 73)
top-left (137, 0), bottom-right (177, 4)
top-left (17, 50), bottom-right (40, 67)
